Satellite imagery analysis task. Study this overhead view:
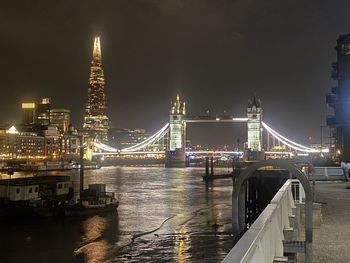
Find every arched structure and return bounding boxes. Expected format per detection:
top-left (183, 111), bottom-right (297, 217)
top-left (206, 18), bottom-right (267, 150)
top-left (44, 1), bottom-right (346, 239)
top-left (232, 159), bottom-right (313, 262)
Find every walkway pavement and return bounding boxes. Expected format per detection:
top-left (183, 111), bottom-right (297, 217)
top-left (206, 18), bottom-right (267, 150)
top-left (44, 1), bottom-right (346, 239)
top-left (312, 182), bottom-right (350, 262)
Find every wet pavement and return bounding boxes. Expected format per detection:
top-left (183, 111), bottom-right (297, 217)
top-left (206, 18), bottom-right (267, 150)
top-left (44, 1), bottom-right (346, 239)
top-left (311, 182), bottom-right (350, 263)
top-left (0, 167), bottom-right (234, 263)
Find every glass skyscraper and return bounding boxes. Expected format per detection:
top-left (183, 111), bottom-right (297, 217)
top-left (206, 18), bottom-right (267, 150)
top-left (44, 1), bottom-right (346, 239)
top-left (83, 37), bottom-right (110, 142)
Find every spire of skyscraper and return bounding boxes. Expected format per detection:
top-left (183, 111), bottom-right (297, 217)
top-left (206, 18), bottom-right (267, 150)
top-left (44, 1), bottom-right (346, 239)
top-left (83, 36), bottom-right (110, 142)
top-left (93, 36), bottom-right (102, 62)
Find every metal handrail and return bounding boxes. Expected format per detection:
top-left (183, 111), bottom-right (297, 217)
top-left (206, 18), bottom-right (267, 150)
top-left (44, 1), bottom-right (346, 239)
top-left (231, 160), bottom-right (313, 263)
top-left (223, 179), bottom-right (297, 262)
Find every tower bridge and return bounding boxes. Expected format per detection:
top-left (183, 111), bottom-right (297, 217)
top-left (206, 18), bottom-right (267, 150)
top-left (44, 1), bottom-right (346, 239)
top-left (92, 94), bottom-right (328, 167)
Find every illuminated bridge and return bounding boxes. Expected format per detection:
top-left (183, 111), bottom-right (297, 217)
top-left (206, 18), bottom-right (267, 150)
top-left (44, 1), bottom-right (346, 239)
top-left (91, 95), bottom-right (328, 167)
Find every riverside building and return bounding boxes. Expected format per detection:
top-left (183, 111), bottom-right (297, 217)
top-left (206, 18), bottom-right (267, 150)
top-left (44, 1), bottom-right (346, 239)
top-left (327, 33), bottom-right (350, 161)
top-left (0, 126), bottom-right (45, 160)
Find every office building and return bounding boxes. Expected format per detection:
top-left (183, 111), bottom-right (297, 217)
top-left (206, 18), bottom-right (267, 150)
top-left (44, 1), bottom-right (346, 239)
top-left (37, 98), bottom-right (51, 126)
top-left (21, 102), bottom-right (36, 125)
top-left (50, 109), bottom-right (70, 133)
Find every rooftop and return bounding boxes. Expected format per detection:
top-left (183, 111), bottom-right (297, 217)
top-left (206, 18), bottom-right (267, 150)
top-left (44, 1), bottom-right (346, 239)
top-left (0, 175), bottom-right (70, 186)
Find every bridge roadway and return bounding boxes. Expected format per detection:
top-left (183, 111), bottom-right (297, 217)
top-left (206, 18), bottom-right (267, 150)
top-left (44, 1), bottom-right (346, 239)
top-left (93, 150), bottom-right (244, 156)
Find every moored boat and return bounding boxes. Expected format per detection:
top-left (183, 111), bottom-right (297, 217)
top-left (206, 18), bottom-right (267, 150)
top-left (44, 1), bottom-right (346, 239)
top-left (65, 184), bottom-right (118, 216)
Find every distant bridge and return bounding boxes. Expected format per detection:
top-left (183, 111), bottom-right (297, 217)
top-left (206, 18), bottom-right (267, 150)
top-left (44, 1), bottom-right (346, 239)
top-left (90, 95), bottom-right (328, 165)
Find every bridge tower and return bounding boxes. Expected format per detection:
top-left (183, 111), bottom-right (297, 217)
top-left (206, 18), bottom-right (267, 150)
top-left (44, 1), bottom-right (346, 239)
top-left (247, 95), bottom-right (263, 159)
top-left (166, 94), bottom-right (187, 167)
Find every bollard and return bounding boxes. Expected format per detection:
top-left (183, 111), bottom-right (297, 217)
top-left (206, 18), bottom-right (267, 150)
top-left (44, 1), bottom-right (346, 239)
top-left (205, 157), bottom-right (209, 178)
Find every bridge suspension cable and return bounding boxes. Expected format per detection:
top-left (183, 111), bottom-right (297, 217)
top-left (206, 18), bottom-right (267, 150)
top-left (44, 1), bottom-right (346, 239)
top-left (262, 122), bottom-right (328, 153)
top-left (93, 123), bottom-right (170, 153)
top-left (121, 123), bottom-right (169, 152)
top-left (94, 142), bottom-right (118, 152)
top-left (94, 121), bottom-right (328, 155)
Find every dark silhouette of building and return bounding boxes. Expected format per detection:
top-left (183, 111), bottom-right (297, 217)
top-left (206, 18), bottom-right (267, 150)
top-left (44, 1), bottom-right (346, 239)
top-left (83, 37), bottom-right (110, 142)
top-left (21, 102), bottom-right (36, 125)
top-left (327, 33), bottom-right (350, 161)
top-left (108, 128), bottom-right (149, 149)
top-left (36, 98), bottom-right (51, 126)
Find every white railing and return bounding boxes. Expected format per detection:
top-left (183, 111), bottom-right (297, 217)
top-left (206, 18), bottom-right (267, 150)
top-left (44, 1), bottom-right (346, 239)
top-left (313, 167), bottom-right (344, 177)
top-left (291, 179), bottom-right (305, 203)
top-left (222, 179), bottom-right (297, 263)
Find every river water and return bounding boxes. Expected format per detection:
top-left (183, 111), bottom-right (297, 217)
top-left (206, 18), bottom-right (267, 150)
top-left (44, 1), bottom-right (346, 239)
top-left (0, 167), bottom-right (235, 263)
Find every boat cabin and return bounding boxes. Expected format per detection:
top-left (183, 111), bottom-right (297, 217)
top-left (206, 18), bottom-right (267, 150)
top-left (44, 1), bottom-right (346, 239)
top-left (0, 176), bottom-right (71, 202)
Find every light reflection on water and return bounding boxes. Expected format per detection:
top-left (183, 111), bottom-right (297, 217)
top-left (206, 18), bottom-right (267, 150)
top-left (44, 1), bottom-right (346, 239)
top-left (0, 167), bottom-right (234, 263)
top-left (176, 225), bottom-right (190, 263)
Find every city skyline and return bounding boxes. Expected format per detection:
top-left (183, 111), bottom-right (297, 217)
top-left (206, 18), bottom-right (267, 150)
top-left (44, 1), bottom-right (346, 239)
top-left (1, 3), bottom-right (350, 263)
top-left (2, 1), bottom-right (350, 146)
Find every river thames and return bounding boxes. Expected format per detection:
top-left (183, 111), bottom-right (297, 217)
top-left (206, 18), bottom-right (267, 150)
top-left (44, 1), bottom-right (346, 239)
top-left (0, 167), bottom-right (234, 263)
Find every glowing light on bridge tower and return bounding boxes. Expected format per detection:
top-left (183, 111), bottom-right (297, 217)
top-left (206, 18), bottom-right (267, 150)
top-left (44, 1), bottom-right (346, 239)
top-left (83, 36), bottom-right (110, 142)
top-left (247, 95), bottom-right (263, 151)
top-left (169, 94), bottom-right (186, 150)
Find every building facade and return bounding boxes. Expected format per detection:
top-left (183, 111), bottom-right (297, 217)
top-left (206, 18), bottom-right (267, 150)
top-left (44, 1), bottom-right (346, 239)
top-left (59, 126), bottom-right (80, 159)
top-left (0, 126), bottom-right (45, 160)
top-left (50, 109), bottom-right (70, 133)
top-left (83, 37), bottom-right (110, 142)
top-left (327, 34), bottom-right (350, 161)
top-left (0, 125), bottom-right (80, 161)
top-left (44, 126), bottom-right (60, 158)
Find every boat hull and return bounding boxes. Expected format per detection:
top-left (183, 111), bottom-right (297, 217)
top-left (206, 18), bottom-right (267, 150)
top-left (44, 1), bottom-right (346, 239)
top-left (65, 202), bottom-right (119, 217)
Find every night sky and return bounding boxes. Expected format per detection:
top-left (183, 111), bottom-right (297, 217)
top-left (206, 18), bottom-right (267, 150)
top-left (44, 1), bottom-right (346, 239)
top-left (1, 0), bottom-right (350, 147)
